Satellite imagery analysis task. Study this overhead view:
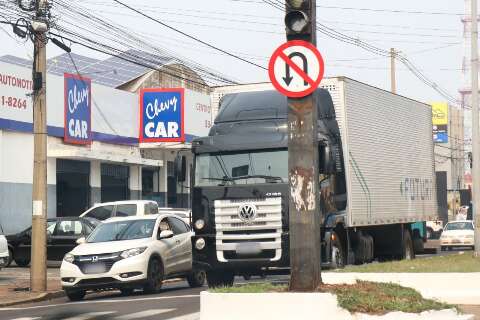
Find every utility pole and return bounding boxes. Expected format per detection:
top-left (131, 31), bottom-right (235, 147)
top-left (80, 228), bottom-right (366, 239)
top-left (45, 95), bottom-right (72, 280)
top-left (471, 0), bottom-right (480, 257)
top-left (284, 0), bottom-right (322, 290)
top-left (390, 48), bottom-right (396, 94)
top-left (30, 0), bottom-right (49, 292)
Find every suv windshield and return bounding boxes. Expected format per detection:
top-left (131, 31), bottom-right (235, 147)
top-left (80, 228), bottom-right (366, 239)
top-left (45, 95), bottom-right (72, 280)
top-left (444, 222), bottom-right (474, 231)
top-left (87, 219), bottom-right (156, 243)
top-left (195, 149), bottom-right (287, 186)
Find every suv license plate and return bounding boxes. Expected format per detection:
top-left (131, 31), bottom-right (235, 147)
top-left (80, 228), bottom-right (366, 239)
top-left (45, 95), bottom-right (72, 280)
top-left (84, 263), bottom-right (107, 274)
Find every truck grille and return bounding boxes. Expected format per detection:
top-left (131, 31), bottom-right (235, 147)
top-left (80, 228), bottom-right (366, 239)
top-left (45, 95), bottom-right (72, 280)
top-left (214, 197), bottom-right (282, 262)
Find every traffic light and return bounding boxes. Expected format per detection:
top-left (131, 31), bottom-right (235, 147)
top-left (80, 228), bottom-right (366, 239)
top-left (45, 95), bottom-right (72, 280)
top-left (285, 0), bottom-right (314, 42)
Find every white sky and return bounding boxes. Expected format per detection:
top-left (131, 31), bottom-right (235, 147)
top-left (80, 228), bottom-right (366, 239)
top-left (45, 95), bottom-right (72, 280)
top-left (0, 0), bottom-right (466, 104)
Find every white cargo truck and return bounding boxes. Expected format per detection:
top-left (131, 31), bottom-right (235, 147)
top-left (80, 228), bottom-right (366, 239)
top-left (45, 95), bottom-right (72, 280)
top-left (189, 77), bottom-right (438, 287)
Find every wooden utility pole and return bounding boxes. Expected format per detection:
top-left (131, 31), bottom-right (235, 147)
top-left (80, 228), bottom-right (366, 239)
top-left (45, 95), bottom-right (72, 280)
top-left (390, 48), bottom-right (396, 94)
top-left (284, 0), bottom-right (322, 291)
top-left (471, 0), bottom-right (480, 257)
top-left (30, 0), bottom-right (48, 292)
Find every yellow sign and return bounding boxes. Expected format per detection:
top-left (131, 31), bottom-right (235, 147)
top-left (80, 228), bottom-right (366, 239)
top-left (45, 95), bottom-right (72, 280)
top-left (431, 102), bottom-right (448, 125)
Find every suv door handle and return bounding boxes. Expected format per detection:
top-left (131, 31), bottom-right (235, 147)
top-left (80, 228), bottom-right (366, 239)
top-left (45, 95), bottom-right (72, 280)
top-left (176, 240), bottom-right (181, 244)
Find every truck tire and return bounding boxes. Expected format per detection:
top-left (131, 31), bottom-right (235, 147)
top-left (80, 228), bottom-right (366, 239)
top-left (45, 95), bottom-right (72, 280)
top-left (14, 257), bottom-right (30, 267)
top-left (402, 230), bottom-right (415, 260)
top-left (187, 269), bottom-right (206, 288)
top-left (143, 258), bottom-right (163, 294)
top-left (330, 232), bottom-right (345, 269)
top-left (206, 270), bottom-right (234, 288)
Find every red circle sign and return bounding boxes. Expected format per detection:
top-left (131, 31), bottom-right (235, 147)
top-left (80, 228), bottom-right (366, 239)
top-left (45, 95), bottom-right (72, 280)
top-left (268, 40), bottom-right (325, 98)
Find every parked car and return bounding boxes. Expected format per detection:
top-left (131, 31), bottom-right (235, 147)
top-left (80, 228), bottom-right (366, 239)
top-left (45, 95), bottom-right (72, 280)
top-left (440, 220), bottom-right (475, 251)
top-left (158, 207), bottom-right (191, 225)
top-left (6, 217), bottom-right (100, 267)
top-left (80, 200), bottom-right (159, 221)
top-left (61, 214), bottom-right (205, 301)
top-left (0, 224), bottom-right (9, 270)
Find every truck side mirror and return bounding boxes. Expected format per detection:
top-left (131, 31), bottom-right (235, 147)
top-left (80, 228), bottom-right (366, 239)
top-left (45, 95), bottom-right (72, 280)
top-left (319, 144), bottom-right (335, 174)
top-left (174, 154), bottom-right (187, 182)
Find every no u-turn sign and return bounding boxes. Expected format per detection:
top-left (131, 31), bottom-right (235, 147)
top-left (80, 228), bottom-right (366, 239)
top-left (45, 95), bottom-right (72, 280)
top-left (268, 40), bottom-right (325, 98)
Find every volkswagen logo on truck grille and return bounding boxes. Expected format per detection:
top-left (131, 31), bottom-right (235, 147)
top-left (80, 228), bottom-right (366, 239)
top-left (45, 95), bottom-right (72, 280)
top-left (238, 204), bottom-right (257, 223)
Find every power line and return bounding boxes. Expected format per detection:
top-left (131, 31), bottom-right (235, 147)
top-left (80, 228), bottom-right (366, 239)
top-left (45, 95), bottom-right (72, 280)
top-left (110, 0), bottom-right (267, 70)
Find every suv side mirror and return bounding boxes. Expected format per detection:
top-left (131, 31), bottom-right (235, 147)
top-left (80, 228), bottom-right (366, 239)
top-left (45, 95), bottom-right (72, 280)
top-left (76, 237), bottom-right (86, 245)
top-left (174, 154), bottom-right (187, 182)
top-left (158, 230), bottom-right (174, 240)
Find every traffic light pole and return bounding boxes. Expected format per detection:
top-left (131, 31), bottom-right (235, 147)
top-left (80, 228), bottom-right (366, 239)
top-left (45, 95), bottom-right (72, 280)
top-left (285, 0), bottom-right (322, 291)
top-left (31, 0), bottom-right (48, 292)
top-left (471, 0), bottom-right (480, 257)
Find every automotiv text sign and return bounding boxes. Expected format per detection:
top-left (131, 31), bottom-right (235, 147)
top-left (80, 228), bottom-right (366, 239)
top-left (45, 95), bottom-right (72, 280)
top-left (139, 88), bottom-right (185, 142)
top-left (64, 73), bottom-right (92, 144)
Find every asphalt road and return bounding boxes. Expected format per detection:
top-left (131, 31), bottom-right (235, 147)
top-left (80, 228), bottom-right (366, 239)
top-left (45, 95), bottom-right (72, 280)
top-left (0, 280), bottom-right (203, 320)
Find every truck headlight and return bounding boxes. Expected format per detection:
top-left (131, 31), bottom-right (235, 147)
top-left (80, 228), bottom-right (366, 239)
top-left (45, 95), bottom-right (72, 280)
top-left (120, 247), bottom-right (147, 259)
top-left (195, 219), bottom-right (205, 230)
top-left (64, 253), bottom-right (75, 263)
top-left (195, 238), bottom-right (206, 250)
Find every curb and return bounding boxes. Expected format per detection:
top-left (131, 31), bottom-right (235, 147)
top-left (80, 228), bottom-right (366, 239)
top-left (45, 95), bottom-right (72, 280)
top-left (0, 290), bottom-right (65, 307)
top-left (0, 278), bottom-right (184, 308)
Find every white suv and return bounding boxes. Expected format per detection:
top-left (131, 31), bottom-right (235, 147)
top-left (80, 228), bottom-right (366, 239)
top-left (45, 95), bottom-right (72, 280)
top-left (60, 214), bottom-right (205, 301)
top-left (0, 224), bottom-right (8, 269)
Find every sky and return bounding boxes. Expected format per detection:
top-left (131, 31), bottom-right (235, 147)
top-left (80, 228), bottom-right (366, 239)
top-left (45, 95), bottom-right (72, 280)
top-left (0, 0), bottom-right (466, 105)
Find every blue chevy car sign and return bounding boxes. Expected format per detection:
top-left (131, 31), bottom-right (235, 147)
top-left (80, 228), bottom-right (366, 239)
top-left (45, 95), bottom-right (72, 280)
top-left (139, 88), bottom-right (185, 142)
top-left (64, 73), bottom-right (91, 144)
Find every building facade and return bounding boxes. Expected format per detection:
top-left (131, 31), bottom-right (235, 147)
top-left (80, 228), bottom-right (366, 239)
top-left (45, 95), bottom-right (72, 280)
top-left (0, 53), bottom-right (212, 234)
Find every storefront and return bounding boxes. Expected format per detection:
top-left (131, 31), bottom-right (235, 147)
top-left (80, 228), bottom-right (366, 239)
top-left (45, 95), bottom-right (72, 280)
top-left (0, 53), bottom-right (214, 234)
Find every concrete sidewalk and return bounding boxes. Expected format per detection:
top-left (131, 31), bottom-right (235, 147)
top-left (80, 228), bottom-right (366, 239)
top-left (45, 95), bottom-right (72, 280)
top-left (0, 267), bottom-right (63, 306)
top-left (323, 273), bottom-right (480, 305)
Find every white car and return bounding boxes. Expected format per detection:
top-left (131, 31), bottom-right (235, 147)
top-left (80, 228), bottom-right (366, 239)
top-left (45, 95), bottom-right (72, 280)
top-left (60, 214), bottom-right (205, 301)
top-left (440, 220), bottom-right (475, 251)
top-left (158, 208), bottom-right (191, 225)
top-left (80, 200), bottom-right (159, 221)
top-left (0, 225), bottom-right (8, 269)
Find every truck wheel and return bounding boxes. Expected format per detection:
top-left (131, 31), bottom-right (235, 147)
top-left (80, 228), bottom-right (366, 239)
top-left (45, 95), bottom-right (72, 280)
top-left (402, 230), bottom-right (415, 260)
top-left (330, 232), bottom-right (345, 269)
top-left (206, 270), bottom-right (234, 288)
top-left (14, 257), bottom-right (30, 267)
top-left (187, 269), bottom-right (206, 288)
top-left (65, 289), bottom-right (86, 301)
top-left (143, 258), bottom-right (164, 294)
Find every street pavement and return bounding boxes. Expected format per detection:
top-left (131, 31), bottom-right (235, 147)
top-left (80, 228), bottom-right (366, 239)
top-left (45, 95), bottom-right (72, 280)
top-left (0, 280), bottom-right (203, 320)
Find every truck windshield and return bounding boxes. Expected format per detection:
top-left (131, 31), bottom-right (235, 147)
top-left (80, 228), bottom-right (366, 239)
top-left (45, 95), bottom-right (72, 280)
top-left (195, 150), bottom-right (288, 186)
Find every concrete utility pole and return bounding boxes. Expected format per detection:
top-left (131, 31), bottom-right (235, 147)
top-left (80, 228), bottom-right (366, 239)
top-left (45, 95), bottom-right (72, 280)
top-left (284, 0), bottom-right (322, 291)
top-left (30, 0), bottom-right (48, 292)
top-left (471, 0), bottom-right (480, 257)
top-left (390, 48), bottom-right (396, 94)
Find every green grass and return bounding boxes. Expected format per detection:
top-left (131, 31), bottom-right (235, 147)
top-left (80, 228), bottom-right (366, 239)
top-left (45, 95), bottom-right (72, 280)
top-left (210, 281), bottom-right (454, 315)
top-left (335, 252), bottom-right (480, 273)
top-left (325, 281), bottom-right (454, 315)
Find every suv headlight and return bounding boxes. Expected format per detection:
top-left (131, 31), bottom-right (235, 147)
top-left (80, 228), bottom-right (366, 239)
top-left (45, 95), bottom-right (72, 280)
top-left (195, 219), bottom-right (205, 230)
top-left (120, 247), bottom-right (147, 259)
top-left (64, 253), bottom-right (75, 263)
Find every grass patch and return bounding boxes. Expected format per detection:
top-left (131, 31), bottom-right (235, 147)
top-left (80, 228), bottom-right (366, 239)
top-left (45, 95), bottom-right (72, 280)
top-left (210, 282), bottom-right (286, 293)
top-left (335, 252), bottom-right (480, 273)
top-left (210, 281), bottom-right (455, 315)
top-left (323, 281), bottom-right (453, 315)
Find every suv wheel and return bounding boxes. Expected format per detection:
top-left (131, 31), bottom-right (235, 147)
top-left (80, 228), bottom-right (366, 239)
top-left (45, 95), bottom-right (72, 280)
top-left (187, 269), bottom-right (206, 288)
top-left (143, 258), bottom-right (163, 294)
top-left (206, 270), bottom-right (234, 288)
top-left (65, 289), bottom-right (86, 301)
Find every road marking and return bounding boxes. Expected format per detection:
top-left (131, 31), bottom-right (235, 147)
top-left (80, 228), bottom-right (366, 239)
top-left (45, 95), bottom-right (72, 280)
top-left (114, 309), bottom-right (175, 319)
top-left (166, 312), bottom-right (200, 320)
top-left (0, 294), bottom-right (200, 311)
top-left (62, 311), bottom-right (116, 320)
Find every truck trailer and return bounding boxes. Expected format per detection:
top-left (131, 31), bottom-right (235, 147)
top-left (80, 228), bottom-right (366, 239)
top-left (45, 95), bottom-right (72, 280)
top-left (189, 77), bottom-right (438, 287)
